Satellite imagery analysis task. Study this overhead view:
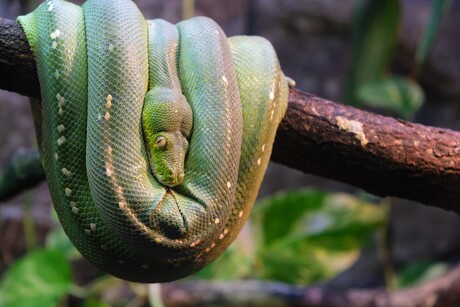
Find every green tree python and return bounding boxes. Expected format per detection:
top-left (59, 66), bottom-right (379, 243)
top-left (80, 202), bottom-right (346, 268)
top-left (17, 0), bottom-right (290, 282)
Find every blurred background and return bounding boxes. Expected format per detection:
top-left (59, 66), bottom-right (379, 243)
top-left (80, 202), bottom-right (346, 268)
top-left (1, 0), bottom-right (460, 305)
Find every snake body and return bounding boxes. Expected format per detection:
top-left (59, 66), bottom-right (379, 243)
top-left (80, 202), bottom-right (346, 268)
top-left (18, 0), bottom-right (288, 282)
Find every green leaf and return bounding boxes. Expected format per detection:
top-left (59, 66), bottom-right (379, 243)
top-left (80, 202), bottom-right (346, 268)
top-left (357, 76), bottom-right (424, 119)
top-left (83, 299), bottom-right (111, 307)
top-left (0, 249), bottom-right (72, 307)
top-left (252, 190), bottom-right (385, 285)
top-left (396, 261), bottom-right (449, 288)
top-left (344, 0), bottom-right (400, 105)
top-left (192, 234), bottom-right (256, 280)
top-left (414, 0), bottom-right (452, 75)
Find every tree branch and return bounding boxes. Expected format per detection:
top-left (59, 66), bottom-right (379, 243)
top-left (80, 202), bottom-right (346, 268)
top-left (1, 17), bottom-right (459, 212)
top-left (162, 264), bottom-right (460, 306)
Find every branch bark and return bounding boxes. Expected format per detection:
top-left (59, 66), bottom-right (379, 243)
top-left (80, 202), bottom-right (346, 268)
top-left (1, 17), bottom-right (460, 212)
top-left (162, 264), bottom-right (460, 306)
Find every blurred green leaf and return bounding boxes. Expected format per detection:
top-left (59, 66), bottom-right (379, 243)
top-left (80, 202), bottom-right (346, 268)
top-left (0, 249), bottom-right (72, 307)
top-left (357, 76), bottom-right (424, 119)
top-left (396, 261), bottom-right (449, 288)
top-left (192, 234), bottom-right (255, 280)
top-left (252, 190), bottom-right (385, 285)
top-left (83, 299), bottom-right (111, 307)
top-left (414, 0), bottom-right (452, 76)
top-left (345, 0), bottom-right (400, 105)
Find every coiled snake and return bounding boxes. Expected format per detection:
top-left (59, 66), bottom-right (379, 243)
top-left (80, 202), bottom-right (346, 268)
top-left (18, 0), bottom-right (289, 282)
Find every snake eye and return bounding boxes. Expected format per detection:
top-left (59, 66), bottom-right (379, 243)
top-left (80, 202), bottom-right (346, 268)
top-left (155, 136), bottom-right (167, 149)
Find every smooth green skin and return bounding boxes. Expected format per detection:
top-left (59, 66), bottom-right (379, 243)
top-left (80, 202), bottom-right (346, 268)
top-left (18, 0), bottom-right (288, 283)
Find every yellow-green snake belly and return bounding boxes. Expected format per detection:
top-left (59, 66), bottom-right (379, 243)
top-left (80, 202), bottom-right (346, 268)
top-left (17, 0), bottom-right (288, 283)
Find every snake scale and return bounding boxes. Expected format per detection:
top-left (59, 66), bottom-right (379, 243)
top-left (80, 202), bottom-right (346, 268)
top-left (18, 0), bottom-right (289, 282)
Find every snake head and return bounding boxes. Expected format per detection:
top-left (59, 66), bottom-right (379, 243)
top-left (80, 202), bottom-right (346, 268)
top-left (148, 132), bottom-right (188, 187)
top-left (142, 87), bottom-right (193, 188)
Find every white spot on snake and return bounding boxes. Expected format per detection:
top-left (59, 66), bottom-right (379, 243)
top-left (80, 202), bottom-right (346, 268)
top-left (71, 207), bottom-right (79, 214)
top-left (90, 223), bottom-right (97, 231)
top-left (224, 228), bottom-right (229, 235)
top-left (118, 201), bottom-right (126, 209)
top-left (65, 188), bottom-right (72, 197)
top-left (84, 229), bottom-right (91, 235)
top-left (54, 153), bottom-right (59, 161)
top-left (270, 109), bottom-right (275, 121)
top-left (104, 112), bottom-right (111, 121)
top-left (106, 163), bottom-right (113, 177)
top-left (50, 29), bottom-right (61, 40)
top-left (57, 124), bottom-right (65, 133)
top-left (227, 181), bottom-right (232, 189)
top-left (219, 233), bottom-right (224, 240)
top-left (190, 242), bottom-right (196, 248)
top-left (222, 75), bottom-right (228, 85)
top-left (61, 168), bottom-right (72, 177)
top-left (58, 108), bottom-right (64, 116)
top-left (141, 264), bottom-right (149, 269)
top-left (196, 239), bottom-right (201, 245)
top-left (335, 116), bottom-right (368, 146)
top-left (54, 70), bottom-right (60, 79)
top-left (238, 210), bottom-right (243, 218)
top-left (70, 201), bottom-right (77, 207)
top-left (257, 158), bottom-right (262, 166)
top-left (269, 91), bottom-right (275, 100)
top-left (108, 44), bottom-right (114, 52)
top-left (262, 144), bottom-right (266, 152)
top-left (106, 95), bottom-right (113, 108)
top-left (97, 114), bottom-right (102, 121)
top-left (107, 146), bottom-right (112, 154)
top-left (57, 136), bottom-right (66, 146)
top-left (51, 41), bottom-right (57, 49)
top-left (155, 237), bottom-right (162, 243)
top-left (205, 247), bottom-right (211, 253)
top-left (47, 5), bottom-right (53, 11)
top-left (210, 242), bottom-right (216, 248)
top-left (215, 218), bottom-right (220, 224)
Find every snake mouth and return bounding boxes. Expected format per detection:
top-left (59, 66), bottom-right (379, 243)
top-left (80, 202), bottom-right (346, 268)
top-left (156, 170), bottom-right (185, 187)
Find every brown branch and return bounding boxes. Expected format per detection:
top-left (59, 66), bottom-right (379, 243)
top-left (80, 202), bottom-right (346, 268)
top-left (1, 18), bottom-right (460, 212)
top-left (272, 89), bottom-right (460, 213)
top-left (162, 264), bottom-right (460, 306)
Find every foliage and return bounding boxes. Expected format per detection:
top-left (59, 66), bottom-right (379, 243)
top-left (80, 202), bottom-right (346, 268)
top-left (395, 260), bottom-right (449, 288)
top-left (345, 0), bottom-right (450, 120)
top-left (0, 249), bottom-right (72, 307)
top-left (195, 189), bottom-right (385, 285)
top-left (356, 76), bottom-right (424, 119)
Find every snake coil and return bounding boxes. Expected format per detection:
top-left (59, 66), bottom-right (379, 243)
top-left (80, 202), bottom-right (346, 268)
top-left (18, 0), bottom-right (289, 282)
